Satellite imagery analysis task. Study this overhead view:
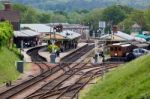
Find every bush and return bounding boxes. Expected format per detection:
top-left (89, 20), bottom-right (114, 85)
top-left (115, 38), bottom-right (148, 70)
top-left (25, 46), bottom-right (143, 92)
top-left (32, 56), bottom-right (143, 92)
top-left (48, 45), bottom-right (60, 53)
top-left (0, 21), bottom-right (13, 49)
top-left (10, 44), bottom-right (23, 59)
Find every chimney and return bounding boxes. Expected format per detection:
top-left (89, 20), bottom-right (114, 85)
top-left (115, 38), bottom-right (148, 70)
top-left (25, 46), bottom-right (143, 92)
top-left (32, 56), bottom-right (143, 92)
top-left (3, 2), bottom-right (12, 11)
top-left (112, 25), bottom-right (118, 34)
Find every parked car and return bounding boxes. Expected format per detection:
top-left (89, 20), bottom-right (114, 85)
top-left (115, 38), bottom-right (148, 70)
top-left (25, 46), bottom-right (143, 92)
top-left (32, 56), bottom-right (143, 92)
top-left (133, 48), bottom-right (149, 57)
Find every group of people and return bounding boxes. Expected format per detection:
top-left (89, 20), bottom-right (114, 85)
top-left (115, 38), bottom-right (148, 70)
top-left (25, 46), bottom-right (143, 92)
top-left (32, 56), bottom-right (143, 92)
top-left (91, 51), bottom-right (105, 64)
top-left (23, 41), bottom-right (37, 48)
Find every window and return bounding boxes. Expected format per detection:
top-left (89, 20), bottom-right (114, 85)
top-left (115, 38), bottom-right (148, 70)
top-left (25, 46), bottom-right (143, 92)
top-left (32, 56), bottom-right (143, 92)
top-left (118, 47), bottom-right (121, 51)
top-left (115, 47), bottom-right (117, 51)
top-left (110, 47), bottom-right (114, 51)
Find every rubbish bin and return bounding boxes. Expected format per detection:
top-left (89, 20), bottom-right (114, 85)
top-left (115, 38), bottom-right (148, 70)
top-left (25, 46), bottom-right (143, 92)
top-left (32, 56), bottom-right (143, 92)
top-left (16, 61), bottom-right (24, 73)
top-left (50, 53), bottom-right (56, 64)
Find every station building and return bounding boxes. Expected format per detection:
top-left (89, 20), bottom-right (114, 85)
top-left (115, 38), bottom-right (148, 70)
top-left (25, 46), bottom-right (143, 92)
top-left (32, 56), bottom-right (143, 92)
top-left (0, 2), bottom-right (20, 30)
top-left (14, 24), bottom-right (81, 50)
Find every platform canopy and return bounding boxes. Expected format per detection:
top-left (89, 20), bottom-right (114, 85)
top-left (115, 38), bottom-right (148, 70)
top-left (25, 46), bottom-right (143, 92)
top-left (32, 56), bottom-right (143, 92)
top-left (14, 30), bottom-right (40, 37)
top-left (21, 24), bottom-right (53, 33)
top-left (42, 34), bottom-right (65, 40)
top-left (42, 30), bottom-right (81, 40)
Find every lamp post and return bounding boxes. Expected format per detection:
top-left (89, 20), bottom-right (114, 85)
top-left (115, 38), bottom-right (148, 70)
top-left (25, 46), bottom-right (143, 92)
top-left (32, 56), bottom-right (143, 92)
top-left (52, 28), bottom-right (56, 53)
top-left (49, 27), bottom-right (52, 45)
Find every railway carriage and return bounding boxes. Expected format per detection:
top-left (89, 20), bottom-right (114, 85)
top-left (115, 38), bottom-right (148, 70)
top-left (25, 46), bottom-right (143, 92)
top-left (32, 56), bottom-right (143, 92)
top-left (109, 43), bottom-right (134, 57)
top-left (109, 43), bottom-right (136, 61)
top-left (109, 42), bottom-right (150, 61)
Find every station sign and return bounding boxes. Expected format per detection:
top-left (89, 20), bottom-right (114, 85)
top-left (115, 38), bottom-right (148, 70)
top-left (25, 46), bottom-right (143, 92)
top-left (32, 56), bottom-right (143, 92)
top-left (99, 21), bottom-right (106, 28)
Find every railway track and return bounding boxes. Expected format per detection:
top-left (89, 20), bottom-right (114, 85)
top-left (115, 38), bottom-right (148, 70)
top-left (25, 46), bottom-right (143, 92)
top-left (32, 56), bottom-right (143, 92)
top-left (27, 46), bottom-right (47, 62)
top-left (24, 63), bottom-right (122, 99)
top-left (36, 63), bottom-right (121, 99)
top-left (56, 69), bottom-right (101, 99)
top-left (25, 63), bottom-right (90, 99)
top-left (0, 44), bottom-right (95, 99)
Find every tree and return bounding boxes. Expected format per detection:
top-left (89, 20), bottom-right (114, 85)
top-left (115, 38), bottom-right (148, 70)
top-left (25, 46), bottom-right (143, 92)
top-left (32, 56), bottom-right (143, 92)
top-left (144, 7), bottom-right (150, 30)
top-left (81, 8), bottom-right (103, 30)
top-left (0, 21), bottom-right (13, 49)
top-left (51, 13), bottom-right (67, 23)
top-left (38, 13), bottom-right (51, 23)
top-left (67, 11), bottom-right (83, 23)
top-left (118, 10), bottom-right (145, 33)
top-left (101, 5), bottom-right (126, 25)
top-left (13, 4), bottom-right (40, 23)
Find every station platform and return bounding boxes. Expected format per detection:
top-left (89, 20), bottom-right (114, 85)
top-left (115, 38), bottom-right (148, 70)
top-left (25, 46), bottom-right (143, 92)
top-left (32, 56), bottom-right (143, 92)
top-left (39, 43), bottom-right (87, 63)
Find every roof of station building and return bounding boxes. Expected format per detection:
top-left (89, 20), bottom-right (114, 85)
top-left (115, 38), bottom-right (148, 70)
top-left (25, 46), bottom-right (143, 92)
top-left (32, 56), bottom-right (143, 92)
top-left (14, 30), bottom-right (40, 37)
top-left (21, 24), bottom-right (53, 33)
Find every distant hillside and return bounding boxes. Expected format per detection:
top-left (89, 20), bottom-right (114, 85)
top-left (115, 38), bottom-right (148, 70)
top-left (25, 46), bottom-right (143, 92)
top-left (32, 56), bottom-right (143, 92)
top-left (11, 0), bottom-right (150, 11)
top-left (81, 54), bottom-right (150, 99)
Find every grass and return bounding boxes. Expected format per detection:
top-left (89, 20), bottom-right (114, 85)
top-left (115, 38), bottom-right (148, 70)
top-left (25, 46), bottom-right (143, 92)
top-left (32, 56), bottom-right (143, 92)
top-left (0, 47), bottom-right (20, 84)
top-left (81, 54), bottom-right (150, 99)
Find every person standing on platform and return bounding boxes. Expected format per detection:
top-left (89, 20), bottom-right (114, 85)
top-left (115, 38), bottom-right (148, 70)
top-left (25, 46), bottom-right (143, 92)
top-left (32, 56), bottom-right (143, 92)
top-left (56, 50), bottom-right (60, 57)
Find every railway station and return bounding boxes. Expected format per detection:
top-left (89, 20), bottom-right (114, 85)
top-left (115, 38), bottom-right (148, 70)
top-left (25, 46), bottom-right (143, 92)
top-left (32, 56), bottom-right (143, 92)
top-left (1, 23), bottom-right (150, 99)
top-left (0, 1), bottom-right (150, 99)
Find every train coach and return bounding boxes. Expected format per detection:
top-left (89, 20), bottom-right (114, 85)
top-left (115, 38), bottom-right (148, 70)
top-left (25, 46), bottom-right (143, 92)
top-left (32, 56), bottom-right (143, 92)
top-left (109, 43), bottom-right (135, 57)
top-left (109, 42), bottom-right (149, 61)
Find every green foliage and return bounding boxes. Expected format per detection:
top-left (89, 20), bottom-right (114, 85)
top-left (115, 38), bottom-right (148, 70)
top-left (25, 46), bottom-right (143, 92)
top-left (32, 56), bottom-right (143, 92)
top-left (118, 18), bottom-right (133, 34)
top-left (12, 3), bottom-right (150, 34)
top-left (13, 4), bottom-right (40, 23)
top-left (82, 54), bottom-right (150, 99)
top-left (10, 44), bottom-right (23, 59)
top-left (51, 13), bottom-right (67, 23)
top-left (0, 22), bottom-right (13, 49)
top-left (101, 5), bottom-right (126, 25)
top-left (81, 8), bottom-right (103, 30)
top-left (47, 45), bottom-right (60, 53)
top-left (118, 10), bottom-right (146, 33)
top-left (0, 3), bottom-right (3, 10)
top-left (67, 11), bottom-right (84, 23)
top-left (0, 47), bottom-right (20, 84)
top-left (38, 13), bottom-right (52, 23)
top-left (144, 7), bottom-right (150, 31)
top-left (12, 0), bottom-right (150, 11)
